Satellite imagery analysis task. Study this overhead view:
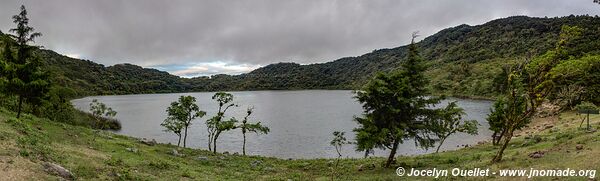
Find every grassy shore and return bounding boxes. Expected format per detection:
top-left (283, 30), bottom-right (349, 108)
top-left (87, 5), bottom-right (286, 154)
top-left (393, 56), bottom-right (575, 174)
top-left (0, 107), bottom-right (598, 180)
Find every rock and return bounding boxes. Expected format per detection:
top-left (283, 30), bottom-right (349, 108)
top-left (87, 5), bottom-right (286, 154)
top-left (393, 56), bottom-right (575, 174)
top-left (477, 141), bottom-right (487, 145)
top-left (233, 152), bottom-right (239, 156)
top-left (170, 149), bottom-right (184, 157)
top-left (42, 162), bottom-right (74, 180)
top-left (218, 156), bottom-right (226, 160)
top-left (251, 160), bottom-right (263, 167)
top-left (576, 144), bottom-right (584, 150)
top-left (223, 151), bottom-right (229, 155)
top-left (196, 156), bottom-right (209, 161)
top-left (287, 158), bottom-right (293, 161)
top-left (357, 164), bottom-right (364, 171)
top-left (125, 148), bottom-right (138, 153)
top-left (528, 151), bottom-right (545, 159)
top-left (140, 138), bottom-right (157, 146)
top-left (544, 125), bottom-right (554, 129)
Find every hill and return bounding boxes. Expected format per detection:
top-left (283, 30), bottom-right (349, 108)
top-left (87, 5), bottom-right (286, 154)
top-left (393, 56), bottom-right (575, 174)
top-left (3, 15), bottom-right (600, 97)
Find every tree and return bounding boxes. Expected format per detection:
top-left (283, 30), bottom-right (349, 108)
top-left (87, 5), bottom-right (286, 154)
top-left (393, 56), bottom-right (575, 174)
top-left (353, 33), bottom-right (445, 168)
top-left (429, 102), bottom-right (478, 153)
top-left (206, 92), bottom-right (237, 153)
top-left (163, 95), bottom-right (205, 148)
top-left (330, 131), bottom-right (350, 180)
top-left (487, 99), bottom-right (507, 146)
top-left (490, 25), bottom-right (584, 163)
top-left (2, 5), bottom-right (49, 118)
top-left (161, 117), bottom-right (184, 147)
top-left (89, 99), bottom-right (117, 140)
top-left (237, 106), bottom-right (269, 155)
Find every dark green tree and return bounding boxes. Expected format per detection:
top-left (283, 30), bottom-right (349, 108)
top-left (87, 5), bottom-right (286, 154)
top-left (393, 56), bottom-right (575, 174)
top-left (429, 102), bottom-right (478, 153)
top-left (237, 106), bottom-right (269, 155)
top-left (163, 95), bottom-right (206, 148)
top-left (2, 5), bottom-right (49, 118)
top-left (206, 92), bottom-right (237, 153)
top-left (353, 33), bottom-right (445, 168)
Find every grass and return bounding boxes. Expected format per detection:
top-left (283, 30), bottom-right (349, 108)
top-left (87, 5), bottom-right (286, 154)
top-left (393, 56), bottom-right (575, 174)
top-left (0, 107), bottom-right (599, 180)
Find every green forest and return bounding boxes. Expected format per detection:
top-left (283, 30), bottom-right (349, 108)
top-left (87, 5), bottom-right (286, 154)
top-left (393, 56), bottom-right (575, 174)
top-left (0, 3), bottom-right (600, 180)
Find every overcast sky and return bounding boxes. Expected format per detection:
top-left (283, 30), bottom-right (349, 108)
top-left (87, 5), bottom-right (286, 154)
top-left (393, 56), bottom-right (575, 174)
top-left (0, 0), bottom-right (598, 77)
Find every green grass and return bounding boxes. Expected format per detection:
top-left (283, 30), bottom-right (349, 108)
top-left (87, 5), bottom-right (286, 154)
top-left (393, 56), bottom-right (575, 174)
top-left (0, 107), bottom-right (599, 180)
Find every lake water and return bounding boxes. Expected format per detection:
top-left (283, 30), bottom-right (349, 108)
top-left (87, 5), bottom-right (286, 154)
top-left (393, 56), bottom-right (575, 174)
top-left (72, 90), bottom-right (493, 159)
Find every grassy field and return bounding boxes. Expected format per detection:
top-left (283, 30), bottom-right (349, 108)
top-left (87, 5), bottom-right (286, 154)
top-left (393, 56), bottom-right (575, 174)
top-left (0, 107), bottom-right (598, 180)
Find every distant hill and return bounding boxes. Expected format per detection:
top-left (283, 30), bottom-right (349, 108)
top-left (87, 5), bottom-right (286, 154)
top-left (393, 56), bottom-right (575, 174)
top-left (2, 15), bottom-right (599, 97)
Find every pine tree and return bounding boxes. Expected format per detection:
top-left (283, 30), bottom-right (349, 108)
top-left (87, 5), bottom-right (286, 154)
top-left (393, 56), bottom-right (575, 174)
top-left (353, 33), bottom-right (444, 167)
top-left (2, 5), bottom-right (49, 118)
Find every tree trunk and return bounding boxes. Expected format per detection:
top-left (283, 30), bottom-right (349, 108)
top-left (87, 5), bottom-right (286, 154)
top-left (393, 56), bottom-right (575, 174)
top-left (213, 132), bottom-right (220, 154)
top-left (385, 139), bottom-right (400, 168)
top-left (242, 133), bottom-right (247, 156)
top-left (177, 134), bottom-right (182, 147)
top-left (16, 95), bottom-right (23, 119)
top-left (183, 126), bottom-right (188, 148)
top-left (435, 137), bottom-right (447, 153)
top-left (492, 130), bottom-right (513, 163)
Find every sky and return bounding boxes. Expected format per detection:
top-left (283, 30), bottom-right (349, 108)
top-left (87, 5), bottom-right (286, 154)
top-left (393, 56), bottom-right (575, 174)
top-left (0, 0), bottom-right (599, 77)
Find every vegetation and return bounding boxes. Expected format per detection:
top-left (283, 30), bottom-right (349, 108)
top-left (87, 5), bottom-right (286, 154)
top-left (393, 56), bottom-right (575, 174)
top-left (353, 34), bottom-right (477, 168)
top-left (429, 102), bottom-right (478, 153)
top-left (161, 96), bottom-right (206, 148)
top-left (0, 5), bottom-right (49, 118)
top-left (1, 106), bottom-right (599, 180)
top-left (237, 107), bottom-right (269, 156)
top-left (206, 92), bottom-right (238, 153)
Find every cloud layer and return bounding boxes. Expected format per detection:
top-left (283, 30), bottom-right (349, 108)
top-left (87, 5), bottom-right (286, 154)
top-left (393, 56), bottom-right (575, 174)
top-left (0, 0), bottom-right (598, 76)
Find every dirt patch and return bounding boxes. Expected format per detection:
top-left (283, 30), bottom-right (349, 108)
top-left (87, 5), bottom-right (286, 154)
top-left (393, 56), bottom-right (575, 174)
top-left (515, 115), bottom-right (559, 137)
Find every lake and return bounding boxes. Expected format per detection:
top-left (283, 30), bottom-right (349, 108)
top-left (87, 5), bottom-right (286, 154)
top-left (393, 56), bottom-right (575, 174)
top-left (72, 90), bottom-right (493, 159)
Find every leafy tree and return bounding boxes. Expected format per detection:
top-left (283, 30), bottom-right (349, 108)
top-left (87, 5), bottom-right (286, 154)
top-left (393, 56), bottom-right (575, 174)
top-left (575, 102), bottom-right (598, 130)
top-left (206, 92), bottom-right (237, 153)
top-left (489, 25), bottom-right (583, 163)
top-left (237, 106), bottom-right (269, 155)
top-left (353, 33), bottom-right (445, 168)
top-left (429, 102), bottom-right (478, 153)
top-left (330, 131), bottom-right (350, 180)
top-left (89, 99), bottom-right (117, 140)
top-left (163, 95), bottom-right (206, 148)
top-left (487, 99), bottom-right (507, 146)
top-left (1, 5), bottom-right (49, 118)
top-left (161, 117), bottom-right (184, 147)
top-left (42, 86), bottom-right (77, 123)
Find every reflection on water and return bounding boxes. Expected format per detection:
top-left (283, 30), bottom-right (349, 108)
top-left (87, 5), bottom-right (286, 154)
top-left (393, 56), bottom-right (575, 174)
top-left (72, 90), bottom-right (492, 159)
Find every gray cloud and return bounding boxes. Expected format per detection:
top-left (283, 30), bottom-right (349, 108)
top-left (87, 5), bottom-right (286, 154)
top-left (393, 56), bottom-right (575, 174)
top-left (0, 0), bottom-right (598, 76)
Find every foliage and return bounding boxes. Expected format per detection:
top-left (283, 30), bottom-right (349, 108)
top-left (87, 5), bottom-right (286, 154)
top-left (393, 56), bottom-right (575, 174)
top-left (162, 95), bottom-right (206, 148)
top-left (0, 5), bottom-right (50, 118)
top-left (89, 99), bottom-right (118, 131)
top-left (429, 102), bottom-right (478, 153)
top-left (574, 101), bottom-right (598, 112)
top-left (206, 92), bottom-right (237, 153)
top-left (237, 106), bottom-right (269, 155)
top-left (353, 34), bottom-right (447, 168)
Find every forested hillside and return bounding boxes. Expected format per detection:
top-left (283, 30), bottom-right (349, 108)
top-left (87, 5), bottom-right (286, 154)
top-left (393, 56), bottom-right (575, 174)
top-left (3, 15), bottom-right (600, 97)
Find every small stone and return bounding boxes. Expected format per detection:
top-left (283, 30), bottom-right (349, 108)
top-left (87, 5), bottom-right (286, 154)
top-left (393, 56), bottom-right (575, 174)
top-left (140, 138), bottom-right (157, 146)
top-left (251, 160), bottom-right (263, 167)
top-left (196, 156), bottom-right (209, 161)
top-left (545, 125), bottom-right (554, 129)
top-left (223, 151), bottom-right (229, 155)
top-left (357, 164), bottom-right (364, 171)
top-left (170, 149), bottom-right (183, 157)
top-left (233, 152), bottom-right (239, 156)
top-left (576, 144), bottom-right (584, 150)
top-left (528, 151), bottom-right (544, 158)
top-left (125, 148), bottom-right (138, 153)
top-left (42, 162), bottom-right (74, 180)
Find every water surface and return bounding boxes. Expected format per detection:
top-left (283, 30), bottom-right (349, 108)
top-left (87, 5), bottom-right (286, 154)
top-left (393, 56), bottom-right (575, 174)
top-left (72, 90), bottom-right (493, 159)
